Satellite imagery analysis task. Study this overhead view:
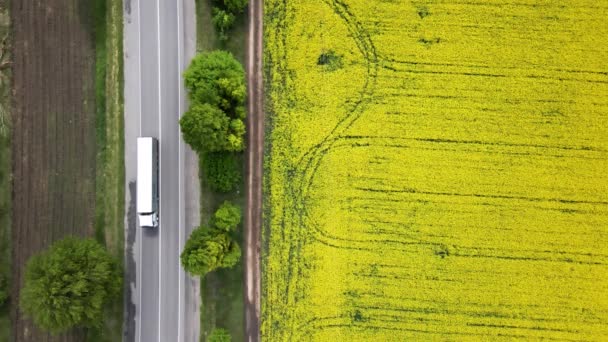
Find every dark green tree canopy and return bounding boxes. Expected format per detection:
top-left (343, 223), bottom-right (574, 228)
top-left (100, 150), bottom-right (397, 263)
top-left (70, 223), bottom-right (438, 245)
top-left (181, 51), bottom-right (246, 154)
top-left (180, 103), bottom-right (244, 153)
top-left (180, 226), bottom-right (241, 276)
top-left (208, 327), bottom-right (232, 342)
top-left (210, 0), bottom-right (248, 42)
top-left (223, 0), bottom-right (248, 13)
top-left (184, 50), bottom-right (246, 118)
top-left (19, 237), bottom-right (122, 333)
top-left (213, 201), bottom-right (241, 232)
top-left (201, 152), bottom-right (242, 193)
top-left (213, 0), bottom-right (248, 14)
top-left (212, 8), bottom-right (235, 42)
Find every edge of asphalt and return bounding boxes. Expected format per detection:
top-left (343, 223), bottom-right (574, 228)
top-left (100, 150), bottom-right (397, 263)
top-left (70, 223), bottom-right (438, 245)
top-left (181, 0), bottom-right (200, 341)
top-left (122, 0), bottom-right (139, 339)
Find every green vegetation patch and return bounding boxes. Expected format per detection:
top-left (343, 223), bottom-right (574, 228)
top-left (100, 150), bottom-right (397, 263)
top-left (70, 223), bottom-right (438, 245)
top-left (208, 327), bottom-right (232, 342)
top-left (20, 237), bottom-right (122, 334)
top-left (91, 0), bottom-right (125, 340)
top-left (193, 1), bottom-right (248, 340)
top-left (201, 152), bottom-right (242, 193)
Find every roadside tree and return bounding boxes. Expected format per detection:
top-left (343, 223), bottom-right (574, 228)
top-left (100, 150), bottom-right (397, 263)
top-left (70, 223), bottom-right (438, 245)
top-left (180, 103), bottom-right (245, 153)
top-left (210, 0), bottom-right (248, 42)
top-left (212, 201), bottom-right (241, 232)
top-left (212, 8), bottom-right (235, 42)
top-left (180, 226), bottom-right (241, 276)
top-left (181, 51), bottom-right (246, 154)
top-left (183, 50), bottom-right (246, 118)
top-left (19, 237), bottom-right (122, 333)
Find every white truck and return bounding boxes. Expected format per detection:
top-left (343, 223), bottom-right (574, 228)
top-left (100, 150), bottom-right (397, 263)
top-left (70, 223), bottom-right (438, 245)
top-left (137, 137), bottom-right (159, 228)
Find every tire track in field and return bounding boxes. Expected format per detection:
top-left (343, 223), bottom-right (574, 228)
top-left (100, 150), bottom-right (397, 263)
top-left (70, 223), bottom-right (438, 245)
top-left (270, 0), bottom-right (379, 338)
top-left (288, 135), bottom-right (608, 250)
top-left (264, 1), bottom-right (608, 340)
top-left (277, 127), bottom-right (608, 338)
top-left (261, 0), bottom-right (290, 334)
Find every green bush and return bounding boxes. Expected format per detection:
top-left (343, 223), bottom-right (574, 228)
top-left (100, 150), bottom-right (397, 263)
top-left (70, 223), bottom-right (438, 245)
top-left (202, 152), bottom-right (241, 193)
top-left (19, 237), bottom-right (122, 333)
top-left (183, 50), bottom-right (246, 118)
top-left (212, 8), bottom-right (235, 42)
top-left (180, 226), bottom-right (241, 276)
top-left (180, 202), bottom-right (243, 277)
top-left (181, 51), bottom-right (246, 154)
top-left (208, 327), bottom-right (232, 342)
top-left (213, 201), bottom-right (241, 232)
top-left (180, 103), bottom-right (244, 153)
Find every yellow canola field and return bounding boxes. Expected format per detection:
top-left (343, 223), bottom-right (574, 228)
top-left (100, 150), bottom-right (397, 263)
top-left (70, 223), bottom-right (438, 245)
top-left (262, 0), bottom-right (608, 340)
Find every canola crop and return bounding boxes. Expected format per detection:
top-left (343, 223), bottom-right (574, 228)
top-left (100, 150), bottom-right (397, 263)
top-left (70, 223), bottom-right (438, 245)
top-left (262, 0), bottom-right (608, 340)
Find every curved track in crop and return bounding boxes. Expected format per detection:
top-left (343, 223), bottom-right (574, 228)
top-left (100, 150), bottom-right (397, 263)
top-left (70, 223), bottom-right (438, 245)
top-left (264, 0), bottom-right (380, 339)
top-left (262, 1), bottom-right (608, 340)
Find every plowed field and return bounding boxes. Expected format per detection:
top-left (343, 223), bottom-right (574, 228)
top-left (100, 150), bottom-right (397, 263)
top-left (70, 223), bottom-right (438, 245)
top-left (262, 0), bottom-right (608, 340)
top-left (11, 0), bottom-right (97, 340)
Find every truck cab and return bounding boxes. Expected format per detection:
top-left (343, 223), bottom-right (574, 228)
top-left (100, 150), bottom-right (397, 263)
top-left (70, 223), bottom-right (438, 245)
top-left (138, 211), bottom-right (159, 228)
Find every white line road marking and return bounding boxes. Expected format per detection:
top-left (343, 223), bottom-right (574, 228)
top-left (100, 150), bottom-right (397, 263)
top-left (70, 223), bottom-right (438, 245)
top-left (177, 0), bottom-right (183, 340)
top-left (156, 0), bottom-right (162, 339)
top-left (135, 0), bottom-right (185, 340)
top-left (136, 0), bottom-right (142, 341)
top-left (137, 0), bottom-right (142, 138)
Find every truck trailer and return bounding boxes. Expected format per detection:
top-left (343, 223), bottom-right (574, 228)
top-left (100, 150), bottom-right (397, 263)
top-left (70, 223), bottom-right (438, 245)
top-left (137, 137), bottom-right (159, 228)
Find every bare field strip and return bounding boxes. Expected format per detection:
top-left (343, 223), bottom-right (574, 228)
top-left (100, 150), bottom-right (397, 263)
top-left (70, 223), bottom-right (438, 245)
top-left (11, 0), bottom-right (97, 340)
top-left (262, 0), bottom-right (608, 340)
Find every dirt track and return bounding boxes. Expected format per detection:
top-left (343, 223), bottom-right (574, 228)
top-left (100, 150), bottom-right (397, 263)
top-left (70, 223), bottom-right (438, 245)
top-left (244, 0), bottom-right (263, 340)
top-left (10, 0), bottom-right (97, 340)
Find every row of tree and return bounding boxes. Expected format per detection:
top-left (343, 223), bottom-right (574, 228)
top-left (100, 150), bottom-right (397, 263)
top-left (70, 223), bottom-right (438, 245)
top-left (180, 50), bottom-right (246, 194)
top-left (179, 39), bottom-right (248, 341)
top-left (179, 50), bottom-right (246, 276)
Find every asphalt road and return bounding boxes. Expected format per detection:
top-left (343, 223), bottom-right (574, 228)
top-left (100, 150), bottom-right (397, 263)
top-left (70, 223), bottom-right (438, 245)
top-left (123, 0), bottom-right (198, 341)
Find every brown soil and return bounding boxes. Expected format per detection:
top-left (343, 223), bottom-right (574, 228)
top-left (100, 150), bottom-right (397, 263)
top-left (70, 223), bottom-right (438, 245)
top-left (10, 0), bottom-right (97, 341)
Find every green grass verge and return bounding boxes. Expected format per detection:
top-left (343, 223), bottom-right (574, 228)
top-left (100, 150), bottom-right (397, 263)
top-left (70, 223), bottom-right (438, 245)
top-left (90, 0), bottom-right (125, 340)
top-left (0, 126), bottom-right (10, 342)
top-left (196, 0), bottom-right (217, 53)
top-left (194, 1), bottom-right (247, 341)
top-left (195, 0), bottom-right (247, 61)
top-left (198, 157), bottom-right (246, 342)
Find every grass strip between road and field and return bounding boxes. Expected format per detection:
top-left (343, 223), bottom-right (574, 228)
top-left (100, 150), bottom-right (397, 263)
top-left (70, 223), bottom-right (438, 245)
top-left (0, 93), bottom-right (10, 342)
top-left (194, 1), bottom-right (247, 341)
top-left (91, 0), bottom-right (125, 340)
